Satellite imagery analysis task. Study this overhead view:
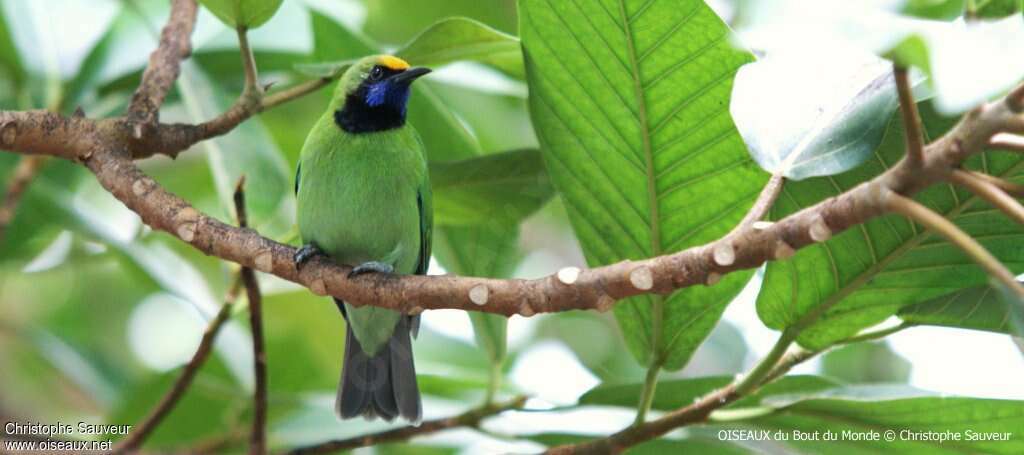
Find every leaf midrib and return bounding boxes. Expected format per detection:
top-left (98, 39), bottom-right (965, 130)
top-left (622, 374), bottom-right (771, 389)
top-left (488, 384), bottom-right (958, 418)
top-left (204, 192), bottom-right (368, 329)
top-left (617, 0), bottom-right (664, 365)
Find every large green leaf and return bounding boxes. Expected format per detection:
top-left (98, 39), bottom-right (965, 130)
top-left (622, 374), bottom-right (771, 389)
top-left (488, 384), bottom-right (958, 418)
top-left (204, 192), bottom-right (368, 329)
top-left (429, 149), bottom-right (553, 226)
top-left (757, 101), bottom-right (1024, 349)
top-left (580, 375), bottom-right (840, 411)
top-left (433, 223), bottom-right (520, 367)
top-left (199, 0), bottom-right (283, 29)
top-left (529, 434), bottom-right (746, 455)
top-left (732, 49), bottom-right (901, 180)
top-left (899, 282), bottom-right (1024, 335)
top-left (521, 0), bottom-right (766, 369)
top-left (738, 397), bottom-right (1024, 454)
top-left (396, 17), bottom-right (524, 79)
top-left (820, 341), bottom-right (911, 383)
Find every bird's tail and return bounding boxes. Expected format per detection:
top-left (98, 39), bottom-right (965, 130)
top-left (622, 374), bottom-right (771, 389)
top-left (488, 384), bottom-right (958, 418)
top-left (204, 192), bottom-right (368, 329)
top-left (335, 300), bottom-right (421, 423)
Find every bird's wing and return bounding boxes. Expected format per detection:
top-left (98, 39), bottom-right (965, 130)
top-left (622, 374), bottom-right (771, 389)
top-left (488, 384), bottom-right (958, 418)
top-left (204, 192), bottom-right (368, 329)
top-left (416, 180), bottom-right (433, 276)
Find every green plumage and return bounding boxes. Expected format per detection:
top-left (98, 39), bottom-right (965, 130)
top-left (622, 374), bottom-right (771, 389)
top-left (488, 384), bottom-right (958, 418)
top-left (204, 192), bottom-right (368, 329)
top-left (295, 55), bottom-right (431, 422)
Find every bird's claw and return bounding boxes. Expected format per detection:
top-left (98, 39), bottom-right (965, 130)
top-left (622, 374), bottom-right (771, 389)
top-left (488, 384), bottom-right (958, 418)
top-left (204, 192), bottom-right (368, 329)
top-left (348, 261), bottom-right (394, 278)
top-left (294, 243), bottom-right (323, 270)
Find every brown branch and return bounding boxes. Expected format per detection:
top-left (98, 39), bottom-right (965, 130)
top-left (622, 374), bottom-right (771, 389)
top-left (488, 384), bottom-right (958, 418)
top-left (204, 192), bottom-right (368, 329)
top-left (112, 275), bottom-right (243, 454)
top-left (126, 0), bottom-right (198, 138)
top-left (949, 168), bottom-right (1024, 224)
top-left (285, 396), bottom-right (527, 455)
top-left (235, 178), bottom-right (267, 455)
top-left (0, 156), bottom-right (47, 241)
top-left (886, 191), bottom-right (1024, 298)
top-left (72, 94), bottom-right (1011, 318)
top-left (548, 322), bottom-right (916, 454)
top-left (895, 65), bottom-right (925, 166)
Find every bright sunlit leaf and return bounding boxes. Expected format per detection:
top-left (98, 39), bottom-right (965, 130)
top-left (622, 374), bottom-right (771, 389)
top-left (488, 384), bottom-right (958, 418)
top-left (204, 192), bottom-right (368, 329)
top-left (732, 47), bottom-right (901, 180)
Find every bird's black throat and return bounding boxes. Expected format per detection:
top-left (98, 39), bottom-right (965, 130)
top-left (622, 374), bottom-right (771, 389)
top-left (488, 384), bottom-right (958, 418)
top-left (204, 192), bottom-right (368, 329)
top-left (335, 83), bottom-right (408, 134)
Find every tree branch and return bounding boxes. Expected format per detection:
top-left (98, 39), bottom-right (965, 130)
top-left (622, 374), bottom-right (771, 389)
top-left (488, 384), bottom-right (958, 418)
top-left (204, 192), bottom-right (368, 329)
top-left (548, 322), bottom-right (916, 454)
top-left (895, 65), bottom-right (924, 166)
top-left (284, 396), bottom-right (527, 455)
top-left (72, 93), bottom-right (1012, 317)
top-left (126, 0), bottom-right (198, 138)
top-left (235, 178), bottom-right (267, 455)
top-left (112, 274), bottom-right (243, 454)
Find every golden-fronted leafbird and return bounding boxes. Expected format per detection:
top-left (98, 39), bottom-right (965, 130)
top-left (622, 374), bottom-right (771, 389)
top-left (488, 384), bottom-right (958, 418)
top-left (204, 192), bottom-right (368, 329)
top-left (294, 55), bottom-right (432, 422)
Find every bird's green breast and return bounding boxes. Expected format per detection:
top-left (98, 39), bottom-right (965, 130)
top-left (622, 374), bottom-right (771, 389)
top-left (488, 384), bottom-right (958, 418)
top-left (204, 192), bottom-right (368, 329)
top-left (296, 117), bottom-right (427, 275)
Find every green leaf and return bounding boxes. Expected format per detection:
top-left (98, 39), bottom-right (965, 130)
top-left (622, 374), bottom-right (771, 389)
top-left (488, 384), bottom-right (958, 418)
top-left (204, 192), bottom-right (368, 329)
top-left (821, 341), bottom-right (911, 383)
top-left (521, 0), bottom-right (766, 369)
top-left (62, 8), bottom-right (126, 111)
top-left (433, 223), bottom-right (520, 366)
top-left (429, 149), bottom-right (553, 226)
top-left (741, 397), bottom-right (1024, 454)
top-left (732, 49), bottom-right (901, 180)
top-left (176, 62), bottom-right (291, 237)
top-left (581, 375), bottom-right (840, 411)
top-left (977, 0), bottom-right (1024, 17)
top-left (0, 5), bottom-right (25, 88)
top-left (110, 363), bottom-right (242, 448)
top-left (396, 17), bottom-right (524, 78)
top-left (198, 0), bottom-right (283, 29)
top-left (529, 434), bottom-right (747, 455)
top-left (757, 101), bottom-right (1024, 350)
top-left (898, 282), bottom-right (1024, 335)
top-left (902, 0), bottom-right (966, 19)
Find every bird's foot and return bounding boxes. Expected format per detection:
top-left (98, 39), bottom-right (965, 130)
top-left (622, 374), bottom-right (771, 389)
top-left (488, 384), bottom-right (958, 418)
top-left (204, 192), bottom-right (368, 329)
top-left (348, 261), bottom-right (394, 278)
top-left (294, 243), bottom-right (324, 270)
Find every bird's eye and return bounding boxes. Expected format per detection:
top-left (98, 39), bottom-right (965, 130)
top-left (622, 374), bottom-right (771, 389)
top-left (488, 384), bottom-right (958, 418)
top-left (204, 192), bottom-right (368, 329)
top-left (369, 66), bottom-right (384, 81)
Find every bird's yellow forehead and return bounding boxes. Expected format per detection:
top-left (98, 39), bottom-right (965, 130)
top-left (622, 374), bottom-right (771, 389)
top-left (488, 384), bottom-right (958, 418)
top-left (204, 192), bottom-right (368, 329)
top-left (378, 55), bottom-right (410, 71)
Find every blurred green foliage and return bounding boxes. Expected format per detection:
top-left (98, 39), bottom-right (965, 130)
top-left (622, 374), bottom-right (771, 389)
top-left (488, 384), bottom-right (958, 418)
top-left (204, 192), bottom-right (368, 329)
top-left (1, 1), bottom-right (1023, 453)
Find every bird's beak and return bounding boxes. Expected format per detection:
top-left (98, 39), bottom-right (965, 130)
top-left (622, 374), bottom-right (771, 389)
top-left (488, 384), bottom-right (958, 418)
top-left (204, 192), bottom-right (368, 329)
top-left (389, 67), bottom-right (431, 85)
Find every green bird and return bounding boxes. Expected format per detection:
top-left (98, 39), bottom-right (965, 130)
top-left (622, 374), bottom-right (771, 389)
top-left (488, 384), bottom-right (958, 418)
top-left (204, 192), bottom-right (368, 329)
top-left (294, 55), bottom-right (432, 422)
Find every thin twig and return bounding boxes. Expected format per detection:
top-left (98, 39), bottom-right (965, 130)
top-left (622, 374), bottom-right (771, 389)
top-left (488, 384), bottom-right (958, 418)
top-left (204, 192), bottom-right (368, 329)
top-left (949, 169), bottom-right (1024, 225)
top-left (886, 191), bottom-right (1024, 298)
top-left (236, 27), bottom-right (261, 97)
top-left (738, 172), bottom-right (785, 229)
top-left (235, 177), bottom-right (267, 455)
top-left (548, 319), bottom-right (917, 454)
top-left (285, 397), bottom-right (528, 455)
top-left (112, 275), bottom-right (243, 454)
top-left (0, 155), bottom-right (47, 242)
top-left (960, 170), bottom-right (1024, 197)
top-left (895, 65), bottom-right (925, 166)
top-left (126, 0), bottom-right (197, 137)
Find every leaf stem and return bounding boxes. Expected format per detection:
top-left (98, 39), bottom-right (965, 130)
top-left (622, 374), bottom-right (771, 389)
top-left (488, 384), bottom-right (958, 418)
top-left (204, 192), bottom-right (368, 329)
top-left (885, 192), bottom-right (1024, 298)
top-left (950, 169), bottom-right (1024, 225)
top-left (836, 321), bottom-right (915, 345)
top-left (895, 65), bottom-right (924, 166)
top-left (236, 27), bottom-right (261, 97)
top-left (633, 360), bottom-right (661, 426)
top-left (959, 170), bottom-right (1024, 197)
top-left (733, 329), bottom-right (796, 396)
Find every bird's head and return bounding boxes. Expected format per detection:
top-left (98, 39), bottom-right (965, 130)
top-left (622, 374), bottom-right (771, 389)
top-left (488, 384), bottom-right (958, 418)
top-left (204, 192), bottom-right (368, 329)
top-left (333, 55), bottom-right (431, 134)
